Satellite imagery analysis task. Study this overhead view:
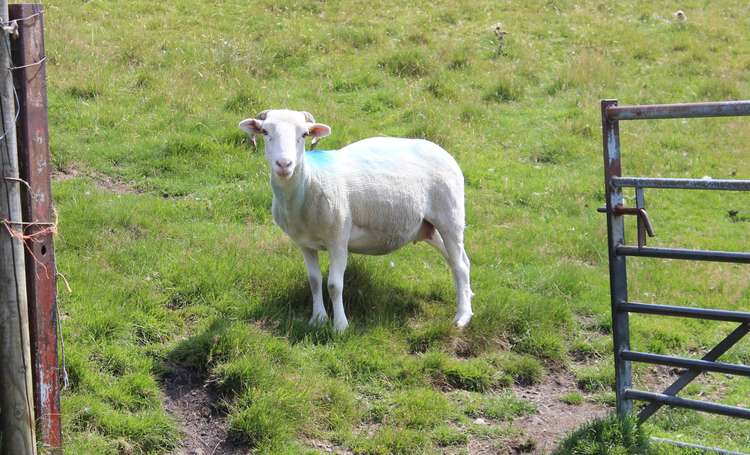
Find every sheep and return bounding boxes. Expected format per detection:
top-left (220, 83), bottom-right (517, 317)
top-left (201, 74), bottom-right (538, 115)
top-left (239, 109), bottom-right (473, 332)
top-left (674, 10), bottom-right (687, 22)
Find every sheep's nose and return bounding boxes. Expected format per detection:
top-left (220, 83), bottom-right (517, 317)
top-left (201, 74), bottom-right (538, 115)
top-left (276, 159), bottom-right (292, 169)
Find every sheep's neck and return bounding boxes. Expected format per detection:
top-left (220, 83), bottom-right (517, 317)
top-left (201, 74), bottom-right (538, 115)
top-left (271, 159), bottom-right (309, 212)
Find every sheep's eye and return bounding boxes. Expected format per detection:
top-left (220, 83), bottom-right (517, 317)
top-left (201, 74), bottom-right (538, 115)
top-left (301, 132), bottom-right (309, 138)
top-left (261, 129), bottom-right (269, 135)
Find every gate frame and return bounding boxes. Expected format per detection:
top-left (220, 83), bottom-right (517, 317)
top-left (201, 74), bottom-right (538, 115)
top-left (601, 99), bottom-right (750, 452)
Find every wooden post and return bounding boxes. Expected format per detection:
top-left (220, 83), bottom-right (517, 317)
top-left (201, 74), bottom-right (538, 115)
top-left (10, 4), bottom-right (61, 453)
top-left (0, 0), bottom-right (36, 453)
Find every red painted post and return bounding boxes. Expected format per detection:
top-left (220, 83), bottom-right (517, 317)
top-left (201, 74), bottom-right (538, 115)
top-left (10, 4), bottom-right (62, 453)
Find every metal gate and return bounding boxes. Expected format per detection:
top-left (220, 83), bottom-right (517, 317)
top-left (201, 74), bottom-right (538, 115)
top-left (600, 99), bottom-right (750, 452)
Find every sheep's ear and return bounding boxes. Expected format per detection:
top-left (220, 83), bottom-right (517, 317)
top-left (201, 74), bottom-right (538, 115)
top-left (238, 118), bottom-right (263, 135)
top-left (239, 118), bottom-right (264, 149)
top-left (308, 123), bottom-right (331, 138)
top-left (308, 123), bottom-right (331, 148)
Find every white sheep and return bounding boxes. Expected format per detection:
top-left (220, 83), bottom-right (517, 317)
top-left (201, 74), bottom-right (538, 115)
top-left (239, 109), bottom-right (473, 332)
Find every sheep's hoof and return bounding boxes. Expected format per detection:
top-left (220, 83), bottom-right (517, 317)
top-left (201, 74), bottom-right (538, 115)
top-left (309, 312), bottom-right (329, 326)
top-left (333, 319), bottom-right (349, 333)
top-left (453, 311), bottom-right (473, 328)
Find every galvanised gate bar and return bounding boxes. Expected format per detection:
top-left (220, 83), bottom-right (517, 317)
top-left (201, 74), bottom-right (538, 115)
top-left (600, 99), bottom-right (750, 452)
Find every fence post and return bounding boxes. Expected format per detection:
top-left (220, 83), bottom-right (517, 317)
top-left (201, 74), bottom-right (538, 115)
top-left (601, 99), bottom-right (633, 416)
top-left (0, 0), bottom-right (36, 452)
top-left (10, 4), bottom-right (62, 453)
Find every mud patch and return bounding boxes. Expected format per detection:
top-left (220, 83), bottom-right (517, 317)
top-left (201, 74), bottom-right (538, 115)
top-left (510, 370), bottom-right (610, 454)
top-left (162, 366), bottom-right (246, 455)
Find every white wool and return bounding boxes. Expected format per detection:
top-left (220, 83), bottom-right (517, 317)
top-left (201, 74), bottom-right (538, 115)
top-left (239, 110), bottom-right (473, 331)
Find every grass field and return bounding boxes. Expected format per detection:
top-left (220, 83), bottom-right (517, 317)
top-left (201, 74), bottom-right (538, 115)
top-left (42, 0), bottom-right (750, 453)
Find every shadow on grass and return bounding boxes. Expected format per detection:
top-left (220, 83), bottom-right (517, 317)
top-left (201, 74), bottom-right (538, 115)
top-left (246, 258), bottom-right (442, 344)
top-left (166, 258), bottom-right (451, 371)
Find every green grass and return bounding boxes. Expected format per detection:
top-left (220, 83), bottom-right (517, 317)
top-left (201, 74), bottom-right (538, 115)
top-left (554, 414), bottom-right (651, 455)
top-left (46, 0), bottom-right (750, 453)
top-left (496, 352), bottom-right (544, 386)
top-left (560, 392), bottom-right (584, 406)
top-left (450, 388), bottom-right (536, 423)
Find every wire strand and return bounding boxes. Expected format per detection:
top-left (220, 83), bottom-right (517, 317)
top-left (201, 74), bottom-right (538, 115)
top-left (3, 175), bottom-right (30, 190)
top-left (0, 10), bottom-right (43, 27)
top-left (9, 55), bottom-right (46, 71)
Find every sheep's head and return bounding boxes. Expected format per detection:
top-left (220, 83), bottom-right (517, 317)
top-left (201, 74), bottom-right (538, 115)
top-left (238, 109), bottom-right (331, 180)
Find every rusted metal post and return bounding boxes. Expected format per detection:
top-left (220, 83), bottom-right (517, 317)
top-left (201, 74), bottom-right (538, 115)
top-left (9, 4), bottom-right (61, 453)
top-left (0, 0), bottom-right (36, 453)
top-left (601, 99), bottom-right (632, 416)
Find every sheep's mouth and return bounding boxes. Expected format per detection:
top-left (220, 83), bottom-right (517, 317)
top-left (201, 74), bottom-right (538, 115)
top-left (275, 169), bottom-right (293, 178)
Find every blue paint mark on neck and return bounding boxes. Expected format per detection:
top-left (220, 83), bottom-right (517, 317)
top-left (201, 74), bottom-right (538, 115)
top-left (305, 149), bottom-right (337, 168)
top-left (272, 175), bottom-right (305, 207)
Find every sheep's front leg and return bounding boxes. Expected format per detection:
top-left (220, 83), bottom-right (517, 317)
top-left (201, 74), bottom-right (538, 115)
top-left (302, 248), bottom-right (328, 326)
top-left (327, 244), bottom-right (349, 332)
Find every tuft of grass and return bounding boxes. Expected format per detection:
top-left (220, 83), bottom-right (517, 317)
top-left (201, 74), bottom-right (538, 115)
top-left (459, 105), bottom-right (484, 122)
top-left (570, 334), bottom-right (610, 361)
top-left (405, 115), bottom-right (451, 147)
top-left (424, 77), bottom-right (454, 99)
top-left (422, 351), bottom-right (505, 392)
top-left (228, 385), bottom-right (308, 450)
top-left (432, 424), bottom-right (468, 447)
top-left (447, 48), bottom-right (470, 70)
top-left (407, 323), bottom-right (452, 353)
top-left (482, 78), bottom-right (523, 102)
top-left (361, 90), bottom-right (401, 113)
top-left (502, 354), bottom-right (544, 386)
top-left (379, 50), bottom-right (432, 78)
top-left (442, 360), bottom-right (499, 392)
top-left (66, 85), bottom-right (100, 100)
top-left (481, 393), bottom-right (536, 421)
top-left (351, 427), bottom-right (431, 455)
top-left (560, 392), bottom-right (584, 406)
top-left (224, 91), bottom-right (266, 114)
top-left (514, 329), bottom-right (567, 362)
top-left (574, 361), bottom-right (615, 393)
top-left (454, 390), bottom-right (536, 421)
top-left (553, 414), bottom-right (652, 455)
top-left (392, 388), bottom-right (454, 429)
top-left (333, 72), bottom-right (382, 93)
top-left (336, 26), bottom-right (380, 49)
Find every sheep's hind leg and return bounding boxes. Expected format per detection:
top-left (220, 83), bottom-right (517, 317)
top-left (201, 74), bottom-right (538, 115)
top-left (424, 227), bottom-right (449, 260)
top-left (302, 248), bottom-right (328, 326)
top-left (327, 244), bottom-right (349, 332)
top-left (434, 227), bottom-right (473, 327)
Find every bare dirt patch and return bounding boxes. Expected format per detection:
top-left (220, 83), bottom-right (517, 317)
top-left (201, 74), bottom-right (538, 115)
top-left (162, 366), bottom-right (246, 455)
top-left (510, 370), bottom-right (610, 454)
top-left (302, 437), bottom-right (354, 455)
top-left (52, 164), bottom-right (140, 194)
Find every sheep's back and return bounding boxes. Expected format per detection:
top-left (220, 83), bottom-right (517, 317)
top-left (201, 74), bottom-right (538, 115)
top-left (307, 137), bottom-right (464, 235)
